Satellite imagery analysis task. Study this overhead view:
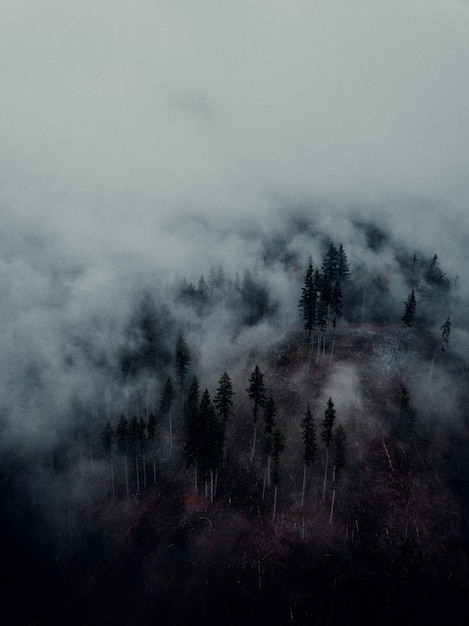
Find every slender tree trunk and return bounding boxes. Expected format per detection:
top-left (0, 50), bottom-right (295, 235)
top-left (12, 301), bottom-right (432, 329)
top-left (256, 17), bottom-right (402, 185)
top-left (135, 455), bottom-right (140, 495)
top-left (322, 448), bottom-right (329, 503)
top-left (316, 331), bottom-right (321, 364)
top-left (194, 463), bottom-right (198, 494)
top-left (251, 424), bottom-right (257, 461)
top-left (124, 456), bottom-right (130, 499)
top-left (272, 485), bottom-right (278, 522)
top-left (329, 332), bottom-right (336, 363)
top-left (142, 452), bottom-right (147, 490)
top-left (329, 467), bottom-right (337, 525)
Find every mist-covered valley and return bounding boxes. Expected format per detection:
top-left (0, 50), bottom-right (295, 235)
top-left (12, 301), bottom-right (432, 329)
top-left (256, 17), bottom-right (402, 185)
top-left (2, 206), bottom-right (469, 625)
top-left (2, 1), bottom-right (469, 624)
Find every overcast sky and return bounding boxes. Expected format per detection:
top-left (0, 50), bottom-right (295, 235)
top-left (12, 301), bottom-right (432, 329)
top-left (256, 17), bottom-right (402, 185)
top-left (1, 0), bottom-right (469, 273)
top-left (1, 0), bottom-right (469, 448)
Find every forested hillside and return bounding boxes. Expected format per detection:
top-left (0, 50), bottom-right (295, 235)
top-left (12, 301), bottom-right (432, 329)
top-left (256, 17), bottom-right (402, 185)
top-left (2, 223), bottom-right (469, 625)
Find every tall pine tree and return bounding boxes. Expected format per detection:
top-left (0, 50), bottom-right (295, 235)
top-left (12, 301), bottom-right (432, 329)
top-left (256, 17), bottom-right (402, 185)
top-left (300, 404), bottom-right (317, 507)
top-left (247, 365), bottom-right (268, 461)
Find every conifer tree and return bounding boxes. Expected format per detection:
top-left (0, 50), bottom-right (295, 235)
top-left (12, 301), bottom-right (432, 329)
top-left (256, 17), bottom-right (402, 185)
top-left (329, 280), bottom-right (343, 361)
top-left (101, 421), bottom-right (116, 500)
top-left (329, 423), bottom-right (347, 525)
top-left (271, 425), bottom-right (286, 522)
top-left (159, 375), bottom-right (175, 456)
top-left (214, 371), bottom-right (234, 464)
top-left (301, 404), bottom-right (317, 507)
top-left (298, 256), bottom-right (317, 342)
top-left (116, 415), bottom-right (130, 498)
top-left (147, 413), bottom-right (158, 483)
top-left (321, 398), bottom-right (336, 502)
top-left (247, 365), bottom-right (268, 461)
top-left (322, 243), bottom-right (338, 281)
top-left (213, 372), bottom-right (234, 428)
top-left (429, 315), bottom-right (452, 381)
top-left (199, 389), bottom-right (223, 501)
top-left (128, 416), bottom-right (144, 494)
top-left (184, 375), bottom-right (200, 490)
top-left (175, 335), bottom-right (191, 396)
top-left (337, 244), bottom-right (350, 280)
top-left (262, 397), bottom-right (277, 495)
top-left (402, 289), bottom-right (417, 327)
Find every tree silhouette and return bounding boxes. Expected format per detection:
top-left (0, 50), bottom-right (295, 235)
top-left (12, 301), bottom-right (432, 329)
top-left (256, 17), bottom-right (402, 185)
top-left (298, 256), bottom-right (317, 343)
top-left (300, 404), bottom-right (317, 507)
top-left (402, 289), bottom-right (417, 327)
top-left (175, 335), bottom-right (191, 395)
top-left (329, 422), bottom-right (347, 524)
top-left (271, 425), bottom-right (286, 522)
top-left (247, 365), bottom-right (268, 461)
top-left (159, 375), bottom-right (175, 456)
top-left (321, 398), bottom-right (336, 502)
top-left (263, 397), bottom-right (277, 496)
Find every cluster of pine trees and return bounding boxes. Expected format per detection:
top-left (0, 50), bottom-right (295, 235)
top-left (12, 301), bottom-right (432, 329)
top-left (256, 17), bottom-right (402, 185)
top-left (101, 329), bottom-right (351, 526)
top-left (298, 243), bottom-right (349, 361)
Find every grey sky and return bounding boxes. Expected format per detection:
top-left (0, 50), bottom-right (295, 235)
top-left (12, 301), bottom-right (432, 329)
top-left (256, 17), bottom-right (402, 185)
top-left (1, 0), bottom-right (469, 447)
top-left (1, 0), bottom-right (469, 270)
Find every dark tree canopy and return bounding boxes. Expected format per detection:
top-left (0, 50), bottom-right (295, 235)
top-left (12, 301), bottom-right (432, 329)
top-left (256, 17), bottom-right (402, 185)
top-left (247, 365), bottom-right (267, 423)
top-left (302, 404), bottom-right (317, 466)
top-left (183, 375), bottom-right (200, 467)
top-left (402, 288), bottom-right (417, 327)
top-left (159, 375), bottom-right (175, 416)
top-left (213, 372), bottom-right (234, 427)
top-left (175, 335), bottom-right (191, 392)
top-left (321, 398), bottom-right (336, 448)
top-left (333, 423), bottom-right (347, 477)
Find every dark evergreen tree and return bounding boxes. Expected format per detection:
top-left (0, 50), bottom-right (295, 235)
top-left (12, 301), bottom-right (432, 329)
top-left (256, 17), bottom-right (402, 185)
top-left (101, 420), bottom-right (116, 500)
top-left (213, 372), bottom-right (234, 428)
top-left (263, 397), bottom-right (277, 494)
top-left (300, 404), bottom-right (317, 507)
top-left (402, 288), bottom-right (417, 326)
top-left (159, 375), bottom-right (176, 455)
top-left (321, 397), bottom-right (336, 502)
top-left (116, 415), bottom-right (129, 455)
top-left (116, 415), bottom-right (130, 498)
top-left (329, 280), bottom-right (343, 361)
top-left (337, 244), bottom-right (350, 280)
top-left (147, 413), bottom-right (158, 483)
top-left (184, 375), bottom-right (200, 489)
top-left (175, 335), bottom-right (191, 395)
top-left (322, 243), bottom-right (338, 282)
top-left (271, 425), bottom-right (286, 522)
top-left (198, 389), bottom-right (223, 500)
top-left (429, 315), bottom-right (452, 381)
top-left (332, 423), bottom-right (347, 476)
top-left (128, 416), bottom-right (145, 494)
top-left (101, 421), bottom-right (114, 458)
top-left (298, 256), bottom-right (317, 342)
top-left (247, 365), bottom-right (268, 460)
top-left (330, 422), bottom-right (347, 525)
top-left (424, 254), bottom-right (448, 288)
